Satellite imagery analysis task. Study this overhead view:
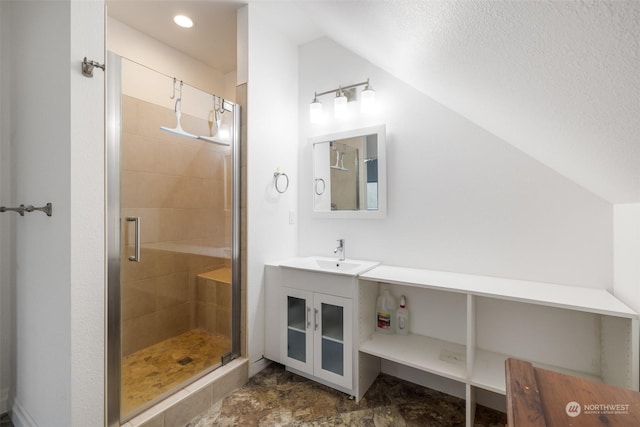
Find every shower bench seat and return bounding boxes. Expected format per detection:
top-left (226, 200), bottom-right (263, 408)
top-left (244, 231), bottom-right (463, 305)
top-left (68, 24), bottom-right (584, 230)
top-left (197, 268), bottom-right (231, 284)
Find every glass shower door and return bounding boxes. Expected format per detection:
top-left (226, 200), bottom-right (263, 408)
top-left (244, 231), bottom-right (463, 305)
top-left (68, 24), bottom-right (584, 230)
top-left (107, 53), bottom-right (240, 422)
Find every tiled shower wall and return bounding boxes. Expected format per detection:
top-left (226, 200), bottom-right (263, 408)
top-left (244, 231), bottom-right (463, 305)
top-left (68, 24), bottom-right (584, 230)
top-left (121, 95), bottom-right (232, 356)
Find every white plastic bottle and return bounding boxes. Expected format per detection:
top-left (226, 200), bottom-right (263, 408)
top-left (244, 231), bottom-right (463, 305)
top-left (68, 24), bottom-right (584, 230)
top-left (396, 295), bottom-right (409, 336)
top-left (376, 289), bottom-right (397, 335)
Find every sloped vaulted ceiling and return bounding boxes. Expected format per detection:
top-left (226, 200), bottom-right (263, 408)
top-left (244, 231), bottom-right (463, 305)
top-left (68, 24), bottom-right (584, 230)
top-left (108, 0), bottom-right (639, 203)
top-left (298, 0), bottom-right (640, 204)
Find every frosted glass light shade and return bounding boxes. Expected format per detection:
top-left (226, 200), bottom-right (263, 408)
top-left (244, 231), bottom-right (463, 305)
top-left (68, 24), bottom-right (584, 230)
top-left (334, 94), bottom-right (348, 118)
top-left (361, 88), bottom-right (376, 114)
top-left (310, 101), bottom-right (323, 123)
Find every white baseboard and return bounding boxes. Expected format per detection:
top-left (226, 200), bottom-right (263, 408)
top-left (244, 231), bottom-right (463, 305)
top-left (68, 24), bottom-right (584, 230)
top-left (9, 396), bottom-right (38, 427)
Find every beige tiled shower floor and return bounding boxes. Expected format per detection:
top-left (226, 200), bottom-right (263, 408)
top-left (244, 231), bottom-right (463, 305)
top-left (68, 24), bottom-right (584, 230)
top-left (121, 328), bottom-right (231, 417)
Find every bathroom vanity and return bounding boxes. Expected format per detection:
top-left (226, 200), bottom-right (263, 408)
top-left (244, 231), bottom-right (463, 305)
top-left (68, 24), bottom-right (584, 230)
top-left (264, 260), bottom-right (639, 427)
top-left (264, 257), bottom-right (379, 397)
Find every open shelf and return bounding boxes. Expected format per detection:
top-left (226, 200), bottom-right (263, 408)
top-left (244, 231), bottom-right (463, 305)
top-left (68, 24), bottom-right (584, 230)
top-left (469, 348), bottom-right (508, 394)
top-left (357, 265), bottom-right (638, 427)
top-left (360, 332), bottom-right (467, 383)
top-left (470, 348), bottom-right (603, 395)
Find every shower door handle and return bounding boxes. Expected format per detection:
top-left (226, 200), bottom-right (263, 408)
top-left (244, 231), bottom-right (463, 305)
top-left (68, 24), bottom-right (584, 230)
top-left (126, 216), bottom-right (141, 262)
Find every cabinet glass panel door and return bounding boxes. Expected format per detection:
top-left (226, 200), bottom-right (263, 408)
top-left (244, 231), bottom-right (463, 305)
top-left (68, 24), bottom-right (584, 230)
top-left (314, 294), bottom-right (352, 389)
top-left (282, 288), bottom-right (313, 375)
top-left (321, 303), bottom-right (344, 375)
top-left (287, 295), bottom-right (307, 362)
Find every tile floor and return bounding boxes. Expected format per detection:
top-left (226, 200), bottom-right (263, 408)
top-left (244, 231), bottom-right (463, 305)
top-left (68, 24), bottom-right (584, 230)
top-left (188, 363), bottom-right (507, 426)
top-left (122, 328), bottom-right (231, 417)
top-left (0, 363), bottom-right (506, 427)
top-left (0, 413), bottom-right (13, 427)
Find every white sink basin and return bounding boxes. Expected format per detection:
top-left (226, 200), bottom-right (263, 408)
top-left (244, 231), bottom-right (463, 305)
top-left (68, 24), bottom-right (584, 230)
top-left (279, 256), bottom-right (380, 276)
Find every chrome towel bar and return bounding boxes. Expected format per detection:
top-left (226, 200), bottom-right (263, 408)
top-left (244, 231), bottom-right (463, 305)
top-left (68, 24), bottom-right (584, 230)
top-left (0, 203), bottom-right (52, 217)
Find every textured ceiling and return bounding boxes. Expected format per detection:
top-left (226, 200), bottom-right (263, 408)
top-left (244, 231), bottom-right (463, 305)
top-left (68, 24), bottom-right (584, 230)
top-left (298, 0), bottom-right (640, 203)
top-left (108, 0), bottom-right (640, 203)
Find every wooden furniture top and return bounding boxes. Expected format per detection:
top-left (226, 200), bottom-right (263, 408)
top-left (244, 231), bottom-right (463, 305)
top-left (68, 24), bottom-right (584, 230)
top-left (505, 358), bottom-right (640, 426)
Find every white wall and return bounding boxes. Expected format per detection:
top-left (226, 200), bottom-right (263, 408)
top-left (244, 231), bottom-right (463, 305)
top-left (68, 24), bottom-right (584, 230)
top-left (6, 3), bottom-right (72, 424)
top-left (245, 4), bottom-right (299, 374)
top-left (0, 0), bottom-right (14, 415)
top-left (119, 59), bottom-right (224, 122)
top-left (614, 204), bottom-right (640, 312)
top-left (69, 2), bottom-right (105, 425)
top-left (0, 1), bottom-right (105, 425)
top-left (298, 38), bottom-right (613, 289)
top-left (108, 17), bottom-right (235, 102)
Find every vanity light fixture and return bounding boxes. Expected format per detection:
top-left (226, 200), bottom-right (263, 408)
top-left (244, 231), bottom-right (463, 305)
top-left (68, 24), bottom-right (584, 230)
top-left (173, 15), bottom-right (194, 28)
top-left (360, 81), bottom-right (376, 114)
top-left (334, 88), bottom-right (348, 119)
top-left (309, 78), bottom-right (376, 122)
top-left (310, 93), bottom-right (323, 124)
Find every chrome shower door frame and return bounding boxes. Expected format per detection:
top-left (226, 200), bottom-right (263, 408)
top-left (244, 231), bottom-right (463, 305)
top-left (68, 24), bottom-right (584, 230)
top-left (106, 50), bottom-right (122, 427)
top-left (106, 52), bottom-right (242, 427)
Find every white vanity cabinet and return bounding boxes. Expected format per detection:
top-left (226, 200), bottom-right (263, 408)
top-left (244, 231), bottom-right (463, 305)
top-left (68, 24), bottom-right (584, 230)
top-left (282, 287), bottom-right (353, 389)
top-left (266, 261), bottom-right (639, 426)
top-left (264, 264), bottom-right (356, 394)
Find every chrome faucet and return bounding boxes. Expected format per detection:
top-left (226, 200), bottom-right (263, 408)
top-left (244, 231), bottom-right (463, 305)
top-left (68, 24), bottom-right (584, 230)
top-left (334, 238), bottom-right (345, 261)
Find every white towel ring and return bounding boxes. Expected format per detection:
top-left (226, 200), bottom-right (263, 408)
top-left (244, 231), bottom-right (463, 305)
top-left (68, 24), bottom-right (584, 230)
top-left (314, 178), bottom-right (326, 195)
top-left (274, 171), bottom-right (289, 194)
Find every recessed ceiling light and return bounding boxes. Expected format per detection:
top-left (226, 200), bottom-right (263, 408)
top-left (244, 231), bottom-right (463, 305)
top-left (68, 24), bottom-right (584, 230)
top-left (173, 15), bottom-right (194, 28)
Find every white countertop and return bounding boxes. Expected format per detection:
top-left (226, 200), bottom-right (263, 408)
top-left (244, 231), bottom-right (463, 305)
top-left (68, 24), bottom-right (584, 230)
top-left (360, 265), bottom-right (638, 319)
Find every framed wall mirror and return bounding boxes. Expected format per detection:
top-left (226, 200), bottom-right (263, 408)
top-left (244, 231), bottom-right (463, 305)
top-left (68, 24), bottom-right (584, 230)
top-left (310, 124), bottom-right (386, 218)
